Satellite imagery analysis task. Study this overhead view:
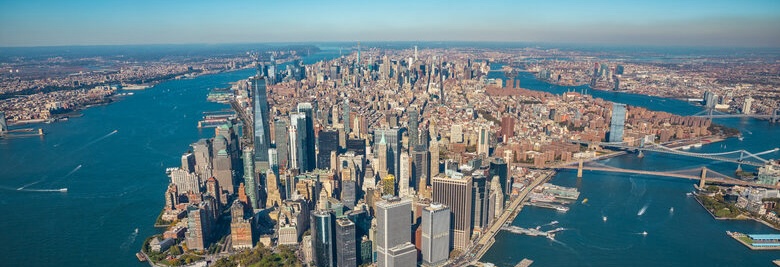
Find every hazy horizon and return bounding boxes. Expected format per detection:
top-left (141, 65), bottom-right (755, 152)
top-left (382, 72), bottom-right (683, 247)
top-left (1, 0), bottom-right (779, 48)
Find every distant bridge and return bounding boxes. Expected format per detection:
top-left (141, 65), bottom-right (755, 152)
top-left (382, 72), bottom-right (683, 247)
top-left (558, 160), bottom-right (777, 189)
top-left (571, 140), bottom-right (778, 167)
top-left (691, 108), bottom-right (780, 122)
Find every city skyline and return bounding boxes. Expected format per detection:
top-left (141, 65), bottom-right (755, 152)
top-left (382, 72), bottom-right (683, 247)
top-left (1, 0), bottom-right (779, 47)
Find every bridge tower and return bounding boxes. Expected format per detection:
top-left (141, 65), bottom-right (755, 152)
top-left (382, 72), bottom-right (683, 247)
top-left (699, 167), bottom-right (707, 188)
top-left (577, 159), bottom-right (584, 178)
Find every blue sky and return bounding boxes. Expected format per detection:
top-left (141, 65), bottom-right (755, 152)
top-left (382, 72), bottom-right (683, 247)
top-left (1, 0), bottom-right (779, 47)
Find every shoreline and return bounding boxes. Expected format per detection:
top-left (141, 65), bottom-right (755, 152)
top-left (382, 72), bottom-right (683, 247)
top-left (693, 192), bottom-right (780, 231)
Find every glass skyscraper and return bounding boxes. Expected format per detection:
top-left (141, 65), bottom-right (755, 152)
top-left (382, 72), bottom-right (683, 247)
top-left (253, 76), bottom-right (271, 164)
top-left (609, 103), bottom-right (626, 143)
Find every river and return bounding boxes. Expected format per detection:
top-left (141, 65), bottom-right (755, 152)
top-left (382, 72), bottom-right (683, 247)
top-left (480, 68), bottom-right (780, 266)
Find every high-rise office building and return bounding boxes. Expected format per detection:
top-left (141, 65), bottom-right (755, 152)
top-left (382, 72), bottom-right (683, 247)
top-left (212, 149), bottom-right (234, 194)
top-left (191, 139), bottom-right (212, 179)
top-left (477, 126), bottom-right (489, 156)
top-left (373, 128), bottom-right (401, 176)
top-left (743, 97), bottom-right (754, 115)
top-left (377, 133), bottom-right (389, 174)
top-left (471, 175), bottom-right (490, 230)
top-left (343, 100), bottom-right (351, 135)
top-left (341, 179), bottom-right (357, 209)
top-left (242, 148), bottom-right (259, 210)
top-left (399, 152), bottom-right (410, 198)
top-left (170, 168), bottom-right (200, 194)
top-left (289, 113), bottom-right (307, 171)
top-left (489, 158), bottom-right (509, 197)
top-left (412, 146), bottom-right (430, 189)
top-left (408, 109), bottom-right (419, 149)
top-left (335, 218), bottom-right (357, 267)
top-left (500, 116), bottom-right (514, 140)
top-left (432, 175), bottom-right (473, 251)
top-left (376, 197), bottom-right (413, 267)
top-left (609, 103), bottom-right (626, 143)
top-left (230, 200), bottom-right (253, 250)
top-left (318, 130), bottom-right (339, 170)
top-left (311, 210), bottom-right (335, 267)
top-left (185, 201), bottom-right (215, 251)
top-left (273, 120), bottom-right (289, 170)
top-left (265, 169), bottom-right (282, 208)
top-left (181, 153), bottom-right (195, 173)
top-left (253, 76), bottom-right (271, 164)
top-left (429, 139), bottom-right (440, 179)
top-left (298, 103), bottom-right (316, 172)
top-left (385, 243), bottom-right (416, 267)
top-left (421, 203), bottom-right (451, 266)
top-left (489, 176), bottom-right (504, 220)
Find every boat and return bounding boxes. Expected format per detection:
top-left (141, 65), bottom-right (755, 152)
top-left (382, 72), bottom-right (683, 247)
top-left (693, 143), bottom-right (702, 148)
top-left (555, 206), bottom-right (569, 212)
top-left (681, 145), bottom-right (691, 150)
top-left (602, 216), bottom-right (608, 222)
top-left (642, 231), bottom-right (648, 236)
top-left (686, 192), bottom-right (693, 196)
top-left (738, 136), bottom-right (744, 141)
top-left (550, 221), bottom-right (559, 225)
top-left (582, 198), bottom-right (588, 204)
top-left (669, 207), bottom-right (674, 212)
top-left (58, 188), bottom-right (68, 192)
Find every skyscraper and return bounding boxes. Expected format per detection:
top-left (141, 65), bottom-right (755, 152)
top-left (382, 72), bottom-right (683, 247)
top-left (412, 146), bottom-right (430, 190)
top-left (429, 139), bottom-right (440, 178)
top-left (477, 125), bottom-right (489, 156)
top-left (230, 200), bottom-right (253, 250)
top-left (273, 120), bottom-right (289, 170)
top-left (242, 148), bottom-right (259, 210)
top-left (421, 203), bottom-right (451, 266)
top-left (342, 99), bottom-right (351, 135)
top-left (471, 174), bottom-right (490, 231)
top-left (609, 103), bottom-right (626, 143)
top-left (298, 103), bottom-right (317, 172)
top-left (399, 152), bottom-right (411, 198)
top-left (311, 210), bottom-right (335, 267)
top-left (289, 113), bottom-right (307, 171)
top-left (408, 109), bottom-right (419, 149)
top-left (253, 76), bottom-right (271, 164)
top-left (376, 197), bottom-right (414, 267)
top-left (432, 175), bottom-right (473, 251)
top-left (212, 149), bottom-right (234, 194)
top-left (191, 139), bottom-right (213, 179)
top-left (489, 158), bottom-right (509, 197)
top-left (373, 128), bottom-right (401, 176)
top-left (265, 169), bottom-right (282, 208)
top-left (318, 130), bottom-right (339, 170)
top-left (335, 218), bottom-right (357, 267)
top-left (500, 116), bottom-right (514, 140)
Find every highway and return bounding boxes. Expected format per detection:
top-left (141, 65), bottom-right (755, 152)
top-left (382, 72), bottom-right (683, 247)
top-left (452, 170), bottom-right (554, 266)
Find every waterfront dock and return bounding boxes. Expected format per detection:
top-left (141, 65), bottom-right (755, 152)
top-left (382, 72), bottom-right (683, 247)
top-left (727, 231), bottom-right (780, 250)
top-left (515, 258), bottom-right (534, 267)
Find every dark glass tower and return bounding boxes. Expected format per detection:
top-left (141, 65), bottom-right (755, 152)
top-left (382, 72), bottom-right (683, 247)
top-left (253, 76), bottom-right (271, 164)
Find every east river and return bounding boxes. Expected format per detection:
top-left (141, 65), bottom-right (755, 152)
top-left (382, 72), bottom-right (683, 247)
top-left (0, 51), bottom-right (778, 266)
top-left (481, 70), bottom-right (780, 266)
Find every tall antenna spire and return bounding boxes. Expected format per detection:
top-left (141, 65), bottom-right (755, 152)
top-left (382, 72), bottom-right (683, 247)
top-left (357, 41), bottom-right (361, 65)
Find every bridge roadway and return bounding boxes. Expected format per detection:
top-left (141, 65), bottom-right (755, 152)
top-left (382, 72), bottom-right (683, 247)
top-left (571, 140), bottom-right (769, 167)
top-left (558, 165), bottom-right (778, 189)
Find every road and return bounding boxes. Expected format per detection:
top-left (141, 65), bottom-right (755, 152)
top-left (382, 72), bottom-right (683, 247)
top-left (451, 170), bottom-right (554, 266)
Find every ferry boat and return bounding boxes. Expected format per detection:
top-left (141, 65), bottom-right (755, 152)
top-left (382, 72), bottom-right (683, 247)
top-left (555, 206), bottom-right (569, 212)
